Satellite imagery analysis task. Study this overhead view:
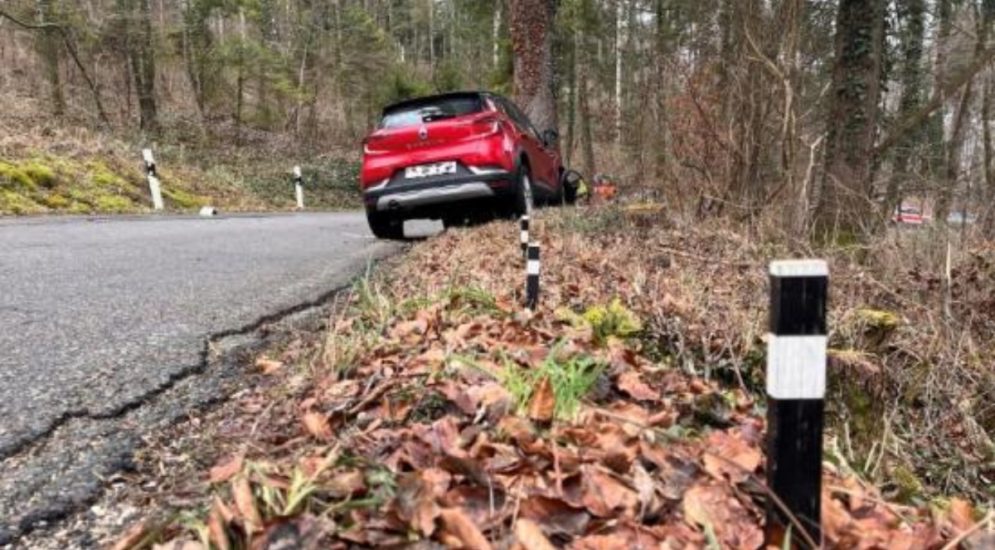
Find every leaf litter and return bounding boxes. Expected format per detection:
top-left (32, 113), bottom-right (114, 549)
top-left (115, 208), bottom-right (987, 549)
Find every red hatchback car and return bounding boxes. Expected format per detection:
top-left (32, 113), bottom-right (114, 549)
top-left (360, 91), bottom-right (572, 239)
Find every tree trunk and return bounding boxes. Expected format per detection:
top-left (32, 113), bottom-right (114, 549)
top-left (883, 0), bottom-right (926, 217)
top-left (578, 46), bottom-right (595, 180)
top-left (130, 0), bottom-right (158, 133)
top-left (815, 0), bottom-right (886, 238)
top-left (614, 0), bottom-right (623, 145)
top-left (36, 0), bottom-right (65, 116)
top-left (509, 0), bottom-right (557, 133)
top-left (565, 29), bottom-right (577, 168)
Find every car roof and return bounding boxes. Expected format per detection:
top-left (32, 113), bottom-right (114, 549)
top-left (381, 91), bottom-right (502, 116)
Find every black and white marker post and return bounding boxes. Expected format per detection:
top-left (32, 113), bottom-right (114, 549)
top-left (293, 166), bottom-right (305, 210)
top-left (519, 215), bottom-right (530, 256)
top-left (525, 243), bottom-right (540, 310)
top-left (142, 148), bottom-right (164, 211)
top-left (765, 259), bottom-right (828, 548)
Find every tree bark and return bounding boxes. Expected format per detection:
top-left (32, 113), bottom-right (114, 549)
top-left (509, 0), bottom-right (557, 133)
top-left (815, 0), bottom-right (886, 238)
top-left (578, 45), bottom-right (595, 179)
top-left (129, 0), bottom-right (158, 133)
top-left (883, 0), bottom-right (926, 217)
top-left (36, 0), bottom-right (65, 116)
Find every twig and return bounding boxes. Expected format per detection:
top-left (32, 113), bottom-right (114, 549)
top-left (940, 511), bottom-right (993, 550)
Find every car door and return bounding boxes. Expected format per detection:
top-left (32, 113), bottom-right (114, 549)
top-left (499, 98), bottom-right (559, 194)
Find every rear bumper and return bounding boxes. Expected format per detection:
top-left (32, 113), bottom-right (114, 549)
top-left (363, 170), bottom-right (514, 215)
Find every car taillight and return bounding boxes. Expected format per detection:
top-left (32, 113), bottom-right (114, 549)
top-left (472, 117), bottom-right (500, 137)
top-left (363, 134), bottom-right (387, 154)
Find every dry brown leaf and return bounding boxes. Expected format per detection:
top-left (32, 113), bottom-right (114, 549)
top-left (681, 482), bottom-right (762, 549)
top-left (616, 370), bottom-right (659, 402)
top-left (208, 502), bottom-right (231, 550)
top-left (948, 497), bottom-right (975, 532)
top-left (439, 507), bottom-right (493, 550)
top-left (395, 472), bottom-right (441, 537)
top-left (528, 376), bottom-right (556, 422)
top-left (254, 357), bottom-right (284, 375)
top-left (514, 518), bottom-right (556, 550)
top-left (701, 431), bottom-right (761, 483)
top-left (233, 477), bottom-right (263, 534)
top-left (580, 467), bottom-right (639, 518)
top-left (209, 454), bottom-right (244, 484)
top-left (302, 411), bottom-right (332, 440)
top-left (326, 469), bottom-right (366, 498)
top-left (110, 522), bottom-right (149, 550)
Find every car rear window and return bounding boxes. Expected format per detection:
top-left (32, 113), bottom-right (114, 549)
top-left (380, 95), bottom-right (483, 129)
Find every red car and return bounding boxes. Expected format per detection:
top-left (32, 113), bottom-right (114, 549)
top-left (360, 91), bottom-right (571, 239)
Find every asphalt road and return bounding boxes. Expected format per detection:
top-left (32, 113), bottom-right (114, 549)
top-left (0, 212), bottom-right (436, 544)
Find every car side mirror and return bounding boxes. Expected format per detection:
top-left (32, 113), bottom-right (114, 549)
top-left (541, 129), bottom-right (559, 147)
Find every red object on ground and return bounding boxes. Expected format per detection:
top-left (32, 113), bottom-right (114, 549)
top-left (359, 92), bottom-right (564, 239)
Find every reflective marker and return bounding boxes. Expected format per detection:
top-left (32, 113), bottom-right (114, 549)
top-left (142, 148), bottom-right (164, 211)
top-left (520, 215), bottom-right (529, 256)
top-left (525, 243), bottom-right (540, 310)
top-left (293, 166), bottom-right (304, 209)
top-left (765, 259), bottom-right (828, 548)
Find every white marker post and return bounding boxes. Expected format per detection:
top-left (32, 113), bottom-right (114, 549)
top-left (525, 243), bottom-right (540, 310)
top-left (293, 166), bottom-right (304, 210)
top-left (765, 259), bottom-right (828, 548)
top-left (519, 215), bottom-right (530, 257)
top-left (142, 148), bottom-right (164, 211)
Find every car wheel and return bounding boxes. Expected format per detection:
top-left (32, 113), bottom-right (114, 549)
top-left (512, 164), bottom-right (534, 217)
top-left (366, 210), bottom-right (405, 240)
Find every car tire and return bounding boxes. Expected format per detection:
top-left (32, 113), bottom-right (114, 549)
top-left (366, 210), bottom-right (405, 240)
top-left (511, 163), bottom-right (534, 217)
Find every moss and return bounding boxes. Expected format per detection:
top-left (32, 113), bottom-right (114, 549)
top-left (0, 162), bottom-right (37, 191)
top-left (94, 195), bottom-right (134, 213)
top-left (0, 190), bottom-right (45, 214)
top-left (162, 187), bottom-right (205, 209)
top-left (890, 465), bottom-right (924, 503)
top-left (41, 194), bottom-right (70, 209)
top-left (84, 161), bottom-right (131, 189)
top-left (21, 162), bottom-right (57, 188)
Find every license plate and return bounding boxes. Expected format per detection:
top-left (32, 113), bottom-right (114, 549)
top-left (405, 162), bottom-right (457, 179)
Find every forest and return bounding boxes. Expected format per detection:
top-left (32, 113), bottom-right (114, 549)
top-left (2, 0), bottom-right (993, 238)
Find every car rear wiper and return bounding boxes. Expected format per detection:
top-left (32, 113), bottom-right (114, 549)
top-left (422, 113), bottom-right (455, 123)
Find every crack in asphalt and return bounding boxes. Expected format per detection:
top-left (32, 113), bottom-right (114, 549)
top-left (0, 277), bottom-right (369, 547)
top-left (0, 281), bottom-right (355, 464)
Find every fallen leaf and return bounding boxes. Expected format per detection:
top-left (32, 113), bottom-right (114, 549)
top-left (579, 466), bottom-right (639, 518)
top-left (616, 371), bottom-right (659, 401)
top-left (395, 472), bottom-right (441, 537)
top-left (302, 411), bottom-right (332, 440)
top-left (948, 497), bottom-right (975, 532)
top-left (208, 502), bottom-right (231, 550)
top-left (528, 376), bottom-right (555, 422)
top-left (701, 431), bottom-right (761, 483)
top-left (111, 522), bottom-right (148, 550)
top-left (514, 518), bottom-right (556, 550)
top-left (209, 454), bottom-right (244, 484)
top-left (439, 507), bottom-right (493, 550)
top-left (233, 477), bottom-right (263, 534)
top-left (254, 357), bottom-right (284, 375)
top-left (519, 496), bottom-right (590, 537)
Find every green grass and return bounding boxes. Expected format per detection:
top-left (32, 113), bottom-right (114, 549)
top-left (500, 343), bottom-right (605, 420)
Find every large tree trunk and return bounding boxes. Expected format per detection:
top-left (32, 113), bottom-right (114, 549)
top-left (509, 0), bottom-right (557, 133)
top-left (35, 0), bottom-right (64, 116)
top-left (883, 0), bottom-right (926, 217)
top-left (815, 0), bottom-right (886, 237)
top-left (130, 0), bottom-right (158, 132)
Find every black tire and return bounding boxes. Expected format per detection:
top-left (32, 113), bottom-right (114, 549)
top-left (510, 162), bottom-right (534, 217)
top-left (366, 210), bottom-right (405, 240)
